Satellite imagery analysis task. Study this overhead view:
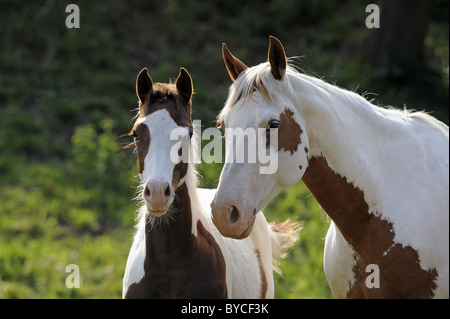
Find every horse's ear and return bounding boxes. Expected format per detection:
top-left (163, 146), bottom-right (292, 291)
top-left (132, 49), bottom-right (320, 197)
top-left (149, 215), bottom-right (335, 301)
top-left (222, 43), bottom-right (248, 81)
top-left (268, 36), bottom-right (287, 80)
top-left (176, 67), bottom-right (193, 106)
top-left (136, 67), bottom-right (153, 104)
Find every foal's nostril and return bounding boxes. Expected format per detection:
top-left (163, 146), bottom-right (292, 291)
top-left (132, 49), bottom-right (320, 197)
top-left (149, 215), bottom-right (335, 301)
top-left (144, 186), bottom-right (151, 198)
top-left (164, 184), bottom-right (171, 198)
top-left (230, 206), bottom-right (240, 224)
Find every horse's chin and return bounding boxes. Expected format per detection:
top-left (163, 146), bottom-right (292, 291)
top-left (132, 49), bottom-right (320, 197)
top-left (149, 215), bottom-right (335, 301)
top-left (223, 213), bottom-right (256, 240)
top-left (234, 215), bottom-right (256, 239)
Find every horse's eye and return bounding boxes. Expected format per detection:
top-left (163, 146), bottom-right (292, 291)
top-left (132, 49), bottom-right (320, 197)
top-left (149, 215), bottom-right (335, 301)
top-left (265, 120), bottom-right (279, 149)
top-left (266, 120), bottom-right (280, 131)
top-left (267, 120), bottom-right (279, 129)
top-left (132, 130), bottom-right (139, 141)
top-left (189, 130), bottom-right (193, 139)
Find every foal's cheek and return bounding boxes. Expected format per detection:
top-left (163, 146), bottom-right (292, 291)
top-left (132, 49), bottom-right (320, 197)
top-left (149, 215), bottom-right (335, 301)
top-left (172, 162), bottom-right (189, 188)
top-left (137, 158), bottom-right (143, 175)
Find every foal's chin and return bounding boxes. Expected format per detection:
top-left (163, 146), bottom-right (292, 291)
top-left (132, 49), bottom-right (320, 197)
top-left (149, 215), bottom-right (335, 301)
top-left (145, 201), bottom-right (174, 218)
top-left (148, 210), bottom-right (168, 217)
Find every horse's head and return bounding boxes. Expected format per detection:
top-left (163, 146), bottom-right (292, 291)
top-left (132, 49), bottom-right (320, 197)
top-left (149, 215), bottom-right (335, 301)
top-left (130, 67), bottom-right (193, 217)
top-left (211, 36), bottom-right (309, 239)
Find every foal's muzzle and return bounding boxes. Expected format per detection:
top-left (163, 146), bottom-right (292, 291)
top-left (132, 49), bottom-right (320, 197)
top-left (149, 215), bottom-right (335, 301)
top-left (143, 181), bottom-right (173, 216)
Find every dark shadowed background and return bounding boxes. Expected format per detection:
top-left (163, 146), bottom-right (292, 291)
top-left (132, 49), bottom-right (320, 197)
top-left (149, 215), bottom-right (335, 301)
top-left (0, 0), bottom-right (448, 298)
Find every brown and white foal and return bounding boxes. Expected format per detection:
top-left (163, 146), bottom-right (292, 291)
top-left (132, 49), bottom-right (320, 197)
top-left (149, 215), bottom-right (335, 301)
top-left (122, 67), bottom-right (299, 298)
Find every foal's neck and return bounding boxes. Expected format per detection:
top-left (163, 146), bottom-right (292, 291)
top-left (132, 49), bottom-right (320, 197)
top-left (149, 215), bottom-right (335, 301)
top-left (145, 183), bottom-right (193, 254)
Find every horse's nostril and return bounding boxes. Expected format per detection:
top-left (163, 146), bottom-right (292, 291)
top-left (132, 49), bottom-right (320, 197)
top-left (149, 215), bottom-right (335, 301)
top-left (164, 184), bottom-right (171, 198)
top-left (230, 206), bottom-right (240, 224)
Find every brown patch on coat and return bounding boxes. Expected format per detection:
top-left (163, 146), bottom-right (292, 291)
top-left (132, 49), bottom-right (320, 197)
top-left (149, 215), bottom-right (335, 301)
top-left (255, 249), bottom-right (268, 299)
top-left (172, 161), bottom-right (189, 188)
top-left (278, 108), bottom-right (303, 154)
top-left (172, 144), bottom-right (189, 188)
top-left (125, 184), bottom-right (228, 298)
top-left (134, 123), bottom-right (150, 174)
top-left (302, 156), bottom-right (438, 298)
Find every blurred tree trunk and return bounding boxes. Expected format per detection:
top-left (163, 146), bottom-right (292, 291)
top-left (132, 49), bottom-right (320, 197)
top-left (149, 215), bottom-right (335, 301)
top-left (366, 0), bottom-right (430, 73)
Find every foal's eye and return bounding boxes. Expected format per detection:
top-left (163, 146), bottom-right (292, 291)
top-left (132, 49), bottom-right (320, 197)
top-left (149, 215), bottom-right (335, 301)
top-left (132, 130), bottom-right (139, 141)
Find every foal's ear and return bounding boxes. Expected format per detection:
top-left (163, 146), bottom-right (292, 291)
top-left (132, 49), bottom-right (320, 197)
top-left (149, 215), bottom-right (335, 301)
top-left (136, 67), bottom-right (153, 104)
top-left (268, 36), bottom-right (287, 80)
top-left (222, 43), bottom-right (248, 81)
top-left (176, 67), bottom-right (193, 105)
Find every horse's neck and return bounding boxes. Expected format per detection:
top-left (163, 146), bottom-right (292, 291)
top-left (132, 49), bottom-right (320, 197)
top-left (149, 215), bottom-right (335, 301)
top-left (292, 74), bottom-right (395, 248)
top-left (295, 75), bottom-right (386, 171)
top-left (302, 156), bottom-right (371, 249)
top-left (292, 74), bottom-right (397, 192)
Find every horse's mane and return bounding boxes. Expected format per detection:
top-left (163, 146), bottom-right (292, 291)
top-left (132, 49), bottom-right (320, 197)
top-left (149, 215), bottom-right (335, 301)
top-left (218, 61), bottom-right (448, 138)
top-left (407, 111), bottom-right (449, 136)
top-left (218, 62), bottom-right (273, 128)
top-left (217, 61), bottom-right (335, 126)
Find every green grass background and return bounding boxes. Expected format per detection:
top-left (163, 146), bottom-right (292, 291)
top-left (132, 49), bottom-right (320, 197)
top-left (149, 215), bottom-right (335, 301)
top-left (0, 0), bottom-right (448, 298)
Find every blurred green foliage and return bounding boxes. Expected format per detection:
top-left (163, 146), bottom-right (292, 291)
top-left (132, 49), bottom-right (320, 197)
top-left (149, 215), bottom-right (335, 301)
top-left (0, 0), bottom-right (447, 298)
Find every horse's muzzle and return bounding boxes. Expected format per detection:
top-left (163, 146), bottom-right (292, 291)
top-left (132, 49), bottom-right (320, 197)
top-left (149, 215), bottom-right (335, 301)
top-left (211, 199), bottom-right (256, 239)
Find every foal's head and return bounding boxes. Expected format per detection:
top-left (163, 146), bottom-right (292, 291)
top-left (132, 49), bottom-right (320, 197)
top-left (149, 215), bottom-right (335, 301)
top-left (130, 67), bottom-right (194, 217)
top-left (211, 36), bottom-right (309, 238)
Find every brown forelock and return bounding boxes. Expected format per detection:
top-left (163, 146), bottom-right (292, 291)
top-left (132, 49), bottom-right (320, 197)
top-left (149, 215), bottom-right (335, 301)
top-left (125, 183), bottom-right (227, 298)
top-left (255, 249), bottom-right (268, 299)
top-left (302, 156), bottom-right (438, 298)
top-left (139, 82), bottom-right (192, 129)
top-left (278, 108), bottom-right (303, 154)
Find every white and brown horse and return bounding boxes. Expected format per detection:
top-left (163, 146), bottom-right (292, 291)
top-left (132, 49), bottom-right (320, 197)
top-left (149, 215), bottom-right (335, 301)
top-left (122, 67), bottom-right (299, 298)
top-left (211, 36), bottom-right (449, 298)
